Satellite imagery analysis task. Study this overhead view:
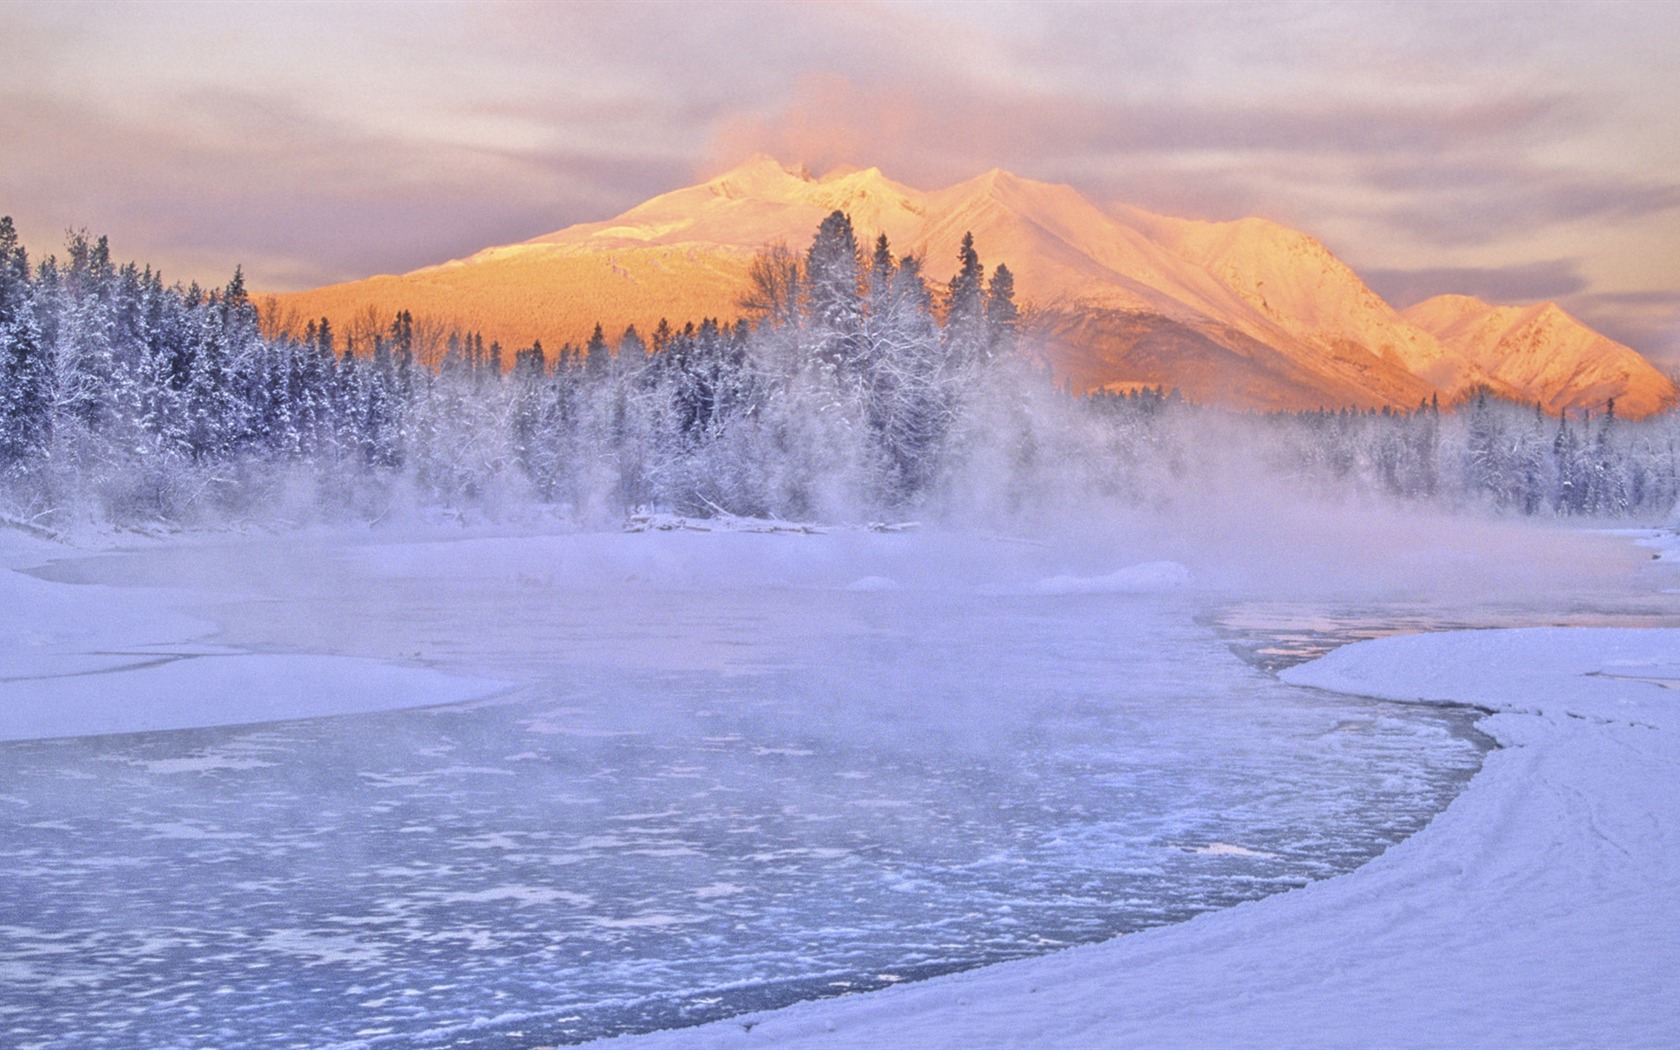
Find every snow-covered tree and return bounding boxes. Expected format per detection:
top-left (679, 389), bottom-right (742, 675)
top-left (943, 232), bottom-right (986, 369)
top-left (2, 219), bottom-right (1674, 531)
top-left (803, 211), bottom-right (864, 373)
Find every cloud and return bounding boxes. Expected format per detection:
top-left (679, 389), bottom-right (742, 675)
top-left (1362, 260), bottom-right (1590, 310)
top-left (1361, 160), bottom-right (1680, 246)
top-left (1, 0), bottom-right (1676, 333)
top-left (0, 83), bottom-right (690, 290)
top-left (708, 70), bottom-right (1570, 192)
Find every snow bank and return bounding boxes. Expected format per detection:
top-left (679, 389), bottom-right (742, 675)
top-left (0, 650), bottom-right (509, 742)
top-left (0, 525), bottom-right (1198, 746)
top-left (1283, 625), bottom-right (1680, 726)
top-left (0, 531), bottom-right (508, 741)
top-left (601, 624), bottom-right (1680, 1049)
top-left (0, 545), bottom-right (205, 676)
top-left (342, 528), bottom-right (1188, 598)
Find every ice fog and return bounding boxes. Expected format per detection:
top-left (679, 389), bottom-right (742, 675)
top-left (5, 499), bottom-right (1675, 1047)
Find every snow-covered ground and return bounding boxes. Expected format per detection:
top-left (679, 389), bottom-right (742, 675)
top-left (2, 518), bottom-right (1676, 1048)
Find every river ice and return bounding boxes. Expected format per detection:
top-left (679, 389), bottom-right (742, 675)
top-left (1, 520), bottom-right (1673, 1048)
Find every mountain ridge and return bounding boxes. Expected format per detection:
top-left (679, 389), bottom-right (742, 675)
top-left (1403, 295), bottom-right (1669, 416)
top-left (269, 156), bottom-right (1676, 417)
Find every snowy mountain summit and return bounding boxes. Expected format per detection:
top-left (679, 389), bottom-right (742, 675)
top-left (274, 156), bottom-right (1677, 417)
top-left (1403, 295), bottom-right (1670, 417)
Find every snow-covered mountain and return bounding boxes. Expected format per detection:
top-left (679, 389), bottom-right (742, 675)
top-left (1402, 295), bottom-right (1673, 418)
top-left (271, 156), bottom-right (1676, 416)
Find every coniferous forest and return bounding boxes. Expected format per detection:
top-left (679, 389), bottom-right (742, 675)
top-left (1, 213), bottom-right (1677, 531)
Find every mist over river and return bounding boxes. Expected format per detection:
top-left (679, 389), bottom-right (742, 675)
top-left (3, 523), bottom-right (1673, 1048)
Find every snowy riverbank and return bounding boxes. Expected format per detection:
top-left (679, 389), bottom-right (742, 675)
top-left (0, 529), bottom-right (509, 741)
top-left (601, 532), bottom-right (1680, 1049)
top-left (2, 521), bottom-right (1676, 1048)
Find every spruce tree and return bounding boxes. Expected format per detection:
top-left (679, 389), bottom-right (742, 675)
top-left (0, 218), bottom-right (48, 465)
top-left (0, 296), bottom-right (48, 466)
top-left (618, 325), bottom-right (647, 374)
top-left (585, 323), bottom-right (609, 378)
top-left (944, 232), bottom-right (986, 368)
top-left (803, 211), bottom-right (863, 370)
top-left (0, 217), bottom-right (28, 327)
top-left (984, 263), bottom-right (1018, 360)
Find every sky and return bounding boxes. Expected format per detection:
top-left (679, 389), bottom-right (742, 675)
top-left (4, 0), bottom-right (1678, 367)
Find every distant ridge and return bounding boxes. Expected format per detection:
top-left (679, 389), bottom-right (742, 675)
top-left (270, 156), bottom-right (1677, 417)
top-left (1403, 296), bottom-right (1671, 417)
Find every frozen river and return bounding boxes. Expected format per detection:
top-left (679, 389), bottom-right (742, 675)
top-left (2, 526), bottom-right (1667, 1048)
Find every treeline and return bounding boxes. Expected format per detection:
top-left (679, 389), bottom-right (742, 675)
top-left (1088, 388), bottom-right (1680, 517)
top-left (1, 214), bottom-right (1677, 530)
top-left (1269, 393), bottom-right (1679, 517)
top-left (0, 213), bottom-right (1026, 526)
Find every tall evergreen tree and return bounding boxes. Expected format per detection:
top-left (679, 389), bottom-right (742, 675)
top-left (984, 263), bottom-right (1018, 360)
top-left (585, 323), bottom-right (610, 378)
top-left (0, 217), bottom-right (29, 326)
top-left (803, 211), bottom-right (864, 370)
top-left (617, 325), bottom-right (648, 376)
top-left (0, 218), bottom-right (49, 466)
top-left (944, 232), bottom-right (986, 368)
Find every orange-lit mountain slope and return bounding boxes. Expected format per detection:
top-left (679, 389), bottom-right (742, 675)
top-left (270, 156), bottom-right (1671, 415)
top-left (1404, 296), bottom-right (1676, 417)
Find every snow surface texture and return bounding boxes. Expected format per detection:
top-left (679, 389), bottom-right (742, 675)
top-left (601, 533), bottom-right (1680, 1050)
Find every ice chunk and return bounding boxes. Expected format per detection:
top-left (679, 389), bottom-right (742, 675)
top-left (1032, 561), bottom-right (1191, 596)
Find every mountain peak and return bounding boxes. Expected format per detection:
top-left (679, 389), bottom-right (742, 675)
top-left (270, 156), bottom-right (1674, 417)
top-left (1408, 295), bottom-right (1574, 330)
top-left (949, 167), bottom-right (1050, 200)
top-left (705, 154), bottom-right (813, 199)
top-left (1410, 293), bottom-right (1491, 315)
top-left (722, 153), bottom-right (810, 178)
top-left (817, 163), bottom-right (879, 183)
top-left (1405, 295), bottom-right (1675, 416)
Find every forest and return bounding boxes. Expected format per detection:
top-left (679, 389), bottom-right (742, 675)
top-left (1, 213), bottom-right (1677, 531)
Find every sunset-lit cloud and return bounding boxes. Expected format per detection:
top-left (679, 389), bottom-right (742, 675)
top-left (4, 0), bottom-right (1677, 364)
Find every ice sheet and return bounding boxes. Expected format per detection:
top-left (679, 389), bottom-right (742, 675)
top-left (0, 526), bottom-right (1493, 1048)
top-left (0, 534), bottom-right (508, 741)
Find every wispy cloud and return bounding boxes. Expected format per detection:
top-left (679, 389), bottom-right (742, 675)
top-left (1362, 260), bottom-right (1591, 309)
top-left (1566, 291), bottom-right (1680, 370)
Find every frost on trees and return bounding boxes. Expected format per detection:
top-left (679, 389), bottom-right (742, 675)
top-left (0, 216), bottom-right (1674, 530)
